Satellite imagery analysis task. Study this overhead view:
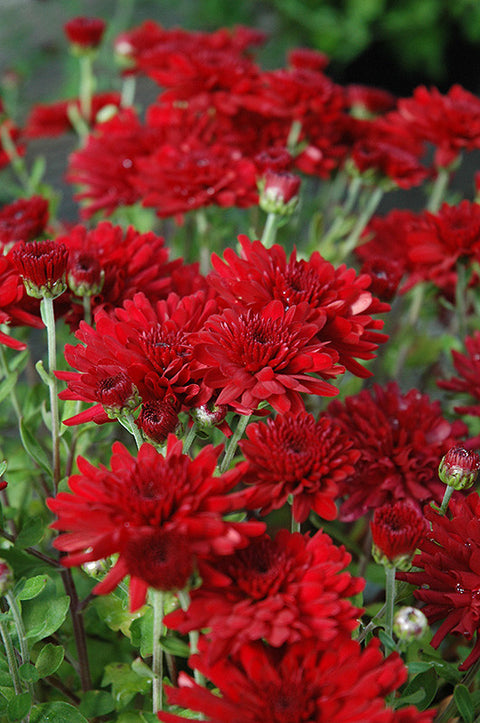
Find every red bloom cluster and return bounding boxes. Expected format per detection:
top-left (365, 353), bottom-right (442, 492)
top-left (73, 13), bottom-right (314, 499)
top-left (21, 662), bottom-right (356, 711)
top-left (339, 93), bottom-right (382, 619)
top-left (394, 84), bottom-right (480, 168)
top-left (324, 382), bottom-right (468, 520)
top-left (165, 529), bottom-right (363, 663)
top-left (0, 196), bottom-right (49, 248)
top-left (48, 437), bottom-right (264, 610)
top-left (192, 300), bottom-right (342, 415)
top-left (398, 492), bottom-right (480, 670)
top-left (56, 221), bottom-right (183, 326)
top-left (159, 638), bottom-right (434, 723)
top-left (240, 410), bottom-right (359, 522)
top-left (57, 291), bottom-right (216, 426)
top-left (209, 235), bottom-right (389, 377)
top-left (439, 331), bottom-right (480, 416)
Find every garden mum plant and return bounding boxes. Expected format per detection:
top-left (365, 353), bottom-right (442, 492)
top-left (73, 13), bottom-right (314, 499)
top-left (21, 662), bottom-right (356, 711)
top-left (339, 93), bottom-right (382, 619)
top-left (2, 11), bottom-right (480, 723)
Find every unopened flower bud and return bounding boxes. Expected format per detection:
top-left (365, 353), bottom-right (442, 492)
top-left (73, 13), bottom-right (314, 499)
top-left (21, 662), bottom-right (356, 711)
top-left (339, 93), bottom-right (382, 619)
top-left (438, 447), bottom-right (480, 490)
top-left (97, 373), bottom-right (140, 419)
top-left (192, 402), bottom-right (228, 432)
top-left (64, 17), bottom-right (106, 51)
top-left (11, 240), bottom-right (68, 299)
top-left (136, 398), bottom-right (180, 444)
top-left (371, 501), bottom-right (426, 570)
top-left (67, 251), bottom-right (105, 297)
top-left (393, 606), bottom-right (428, 641)
top-left (259, 171), bottom-right (301, 216)
top-left (0, 560), bottom-right (14, 595)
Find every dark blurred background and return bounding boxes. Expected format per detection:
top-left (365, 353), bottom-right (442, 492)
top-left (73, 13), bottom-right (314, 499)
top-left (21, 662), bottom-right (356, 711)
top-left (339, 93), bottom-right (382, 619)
top-left (2, 0), bottom-right (480, 219)
top-left (3, 0), bottom-right (480, 120)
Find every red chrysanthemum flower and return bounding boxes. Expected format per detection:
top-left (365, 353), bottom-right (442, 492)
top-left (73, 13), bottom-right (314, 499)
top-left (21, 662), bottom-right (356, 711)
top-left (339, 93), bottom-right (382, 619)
top-left (403, 201), bottom-right (480, 294)
top-left (11, 240), bottom-right (68, 299)
top-left (398, 492), bottom-right (480, 670)
top-left (48, 437), bottom-right (265, 611)
top-left (395, 84), bottom-right (480, 169)
top-left (438, 331), bottom-right (480, 417)
top-left (324, 382), bottom-right (468, 521)
top-left (345, 83), bottom-right (397, 115)
top-left (134, 139), bottom-right (258, 219)
top-left (158, 637), bottom-right (434, 723)
top-left (64, 16), bottom-right (106, 48)
top-left (371, 501), bottom-right (427, 569)
top-left (0, 255), bottom-right (44, 350)
top-left (240, 410), bottom-right (359, 522)
top-left (355, 209), bottom-right (424, 287)
top-left (57, 291), bottom-right (217, 425)
top-left (209, 235), bottom-right (389, 377)
top-left (192, 300), bottom-right (343, 415)
top-left (55, 222), bottom-right (182, 327)
top-left (67, 108), bottom-right (158, 218)
top-left (0, 196), bottom-right (49, 249)
top-left (165, 529), bottom-right (363, 663)
top-left (24, 92), bottom-right (122, 138)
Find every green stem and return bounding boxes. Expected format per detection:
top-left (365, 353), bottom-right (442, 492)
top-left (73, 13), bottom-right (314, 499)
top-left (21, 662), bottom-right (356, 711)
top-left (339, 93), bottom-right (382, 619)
top-left (5, 591), bottom-right (34, 699)
top-left (121, 74), bottom-right (136, 107)
top-left (0, 123), bottom-right (33, 194)
top-left (182, 422), bottom-right (197, 456)
top-left (41, 297), bottom-right (61, 492)
top-left (287, 119), bottom-right (302, 154)
top-left (439, 486), bottom-right (454, 515)
top-left (385, 565), bottom-right (396, 640)
top-left (220, 413), bottom-right (251, 474)
top-left (79, 54), bottom-right (94, 123)
top-left (151, 589), bottom-right (164, 714)
top-left (82, 296), bottom-right (92, 328)
top-left (290, 508), bottom-right (301, 534)
top-left (60, 568), bottom-right (91, 692)
top-left (322, 175), bottom-right (362, 246)
top-left (0, 616), bottom-right (22, 695)
top-left (177, 590), bottom-right (205, 689)
top-left (427, 167), bottom-right (450, 213)
top-left (260, 212), bottom-right (280, 248)
top-left (339, 185), bottom-right (384, 260)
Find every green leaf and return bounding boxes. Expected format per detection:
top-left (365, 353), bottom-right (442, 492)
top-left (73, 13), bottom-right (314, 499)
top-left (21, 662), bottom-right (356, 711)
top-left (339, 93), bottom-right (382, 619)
top-left (18, 662), bottom-right (39, 684)
top-left (15, 516), bottom-right (45, 549)
top-left (19, 418), bottom-right (51, 475)
top-left (7, 691), bottom-right (31, 721)
top-left (131, 658), bottom-right (154, 679)
top-left (0, 370), bottom-right (18, 405)
top-left (378, 629), bottom-right (396, 655)
top-left (30, 702), bottom-right (89, 722)
top-left (0, 692), bottom-right (8, 713)
top-left (159, 635), bottom-right (190, 658)
top-left (79, 690), bottom-right (115, 718)
top-left (130, 607), bottom-right (154, 657)
top-left (35, 643), bottom-right (65, 678)
top-left (400, 668), bottom-right (437, 711)
top-left (21, 578), bottom-right (70, 644)
top-left (102, 662), bottom-right (151, 710)
top-left (93, 595), bottom-right (144, 638)
top-left (454, 684), bottom-right (474, 723)
top-left (0, 460), bottom-right (6, 478)
top-left (16, 574), bottom-right (49, 601)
